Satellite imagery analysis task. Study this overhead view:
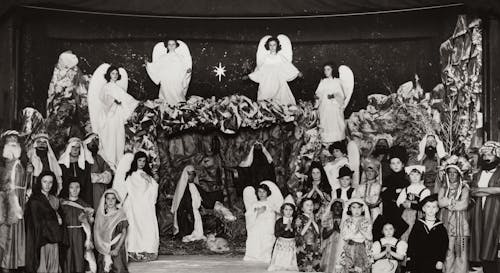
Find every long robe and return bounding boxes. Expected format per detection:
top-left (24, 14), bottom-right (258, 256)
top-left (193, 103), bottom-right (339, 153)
top-left (176, 185), bottom-right (195, 238)
top-left (90, 154), bottom-right (113, 210)
top-left (60, 199), bottom-right (92, 273)
top-left (25, 193), bottom-right (62, 273)
top-left (96, 221), bottom-right (129, 273)
top-left (123, 171), bottom-right (159, 258)
top-left (0, 158), bottom-right (26, 269)
top-left (60, 162), bottom-right (92, 205)
top-left (249, 53), bottom-right (299, 105)
top-left (378, 170), bottom-right (409, 240)
top-left (469, 168), bottom-right (500, 262)
top-left (295, 214), bottom-right (321, 272)
top-left (244, 199), bottom-right (277, 263)
top-left (315, 78), bottom-right (347, 143)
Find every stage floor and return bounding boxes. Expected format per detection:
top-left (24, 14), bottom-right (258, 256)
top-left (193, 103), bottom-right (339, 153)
top-left (129, 255), bottom-right (297, 273)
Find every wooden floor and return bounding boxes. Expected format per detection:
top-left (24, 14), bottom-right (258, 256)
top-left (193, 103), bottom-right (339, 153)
top-left (129, 255), bottom-right (299, 273)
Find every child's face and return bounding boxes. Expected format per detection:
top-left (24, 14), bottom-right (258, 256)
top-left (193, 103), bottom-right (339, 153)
top-left (137, 157), bottom-right (147, 170)
top-left (105, 193), bottom-right (117, 209)
top-left (311, 168), bottom-right (322, 181)
top-left (331, 202), bottom-right (343, 216)
top-left (283, 205), bottom-right (294, 218)
top-left (446, 168), bottom-right (460, 183)
top-left (409, 171), bottom-right (422, 184)
top-left (390, 158), bottom-right (403, 172)
top-left (332, 149), bottom-right (344, 159)
top-left (302, 200), bottom-right (314, 214)
top-left (68, 182), bottom-right (80, 198)
top-left (70, 144), bottom-right (81, 158)
top-left (339, 176), bottom-right (351, 188)
top-left (382, 224), bottom-right (395, 237)
top-left (422, 201), bottom-right (439, 218)
top-left (365, 168), bottom-right (377, 180)
top-left (350, 203), bottom-right (362, 217)
top-left (257, 188), bottom-right (268, 201)
top-left (40, 175), bottom-right (54, 194)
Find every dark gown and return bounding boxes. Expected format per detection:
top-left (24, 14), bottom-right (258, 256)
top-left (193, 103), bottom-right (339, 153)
top-left (60, 198), bottom-right (91, 273)
top-left (295, 214), bottom-right (321, 272)
top-left (25, 193), bottom-right (63, 273)
top-left (60, 162), bottom-right (92, 205)
top-left (177, 184), bottom-right (195, 238)
top-left (97, 220), bottom-right (129, 273)
top-left (407, 219), bottom-right (448, 273)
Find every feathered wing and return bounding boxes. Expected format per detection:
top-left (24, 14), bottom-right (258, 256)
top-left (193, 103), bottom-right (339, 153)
top-left (115, 68), bottom-right (138, 121)
top-left (260, 180), bottom-right (284, 211)
top-left (146, 42), bottom-right (167, 85)
top-left (88, 63), bottom-right (110, 134)
top-left (116, 68), bottom-right (128, 92)
top-left (112, 152), bottom-right (134, 200)
top-left (339, 65), bottom-right (355, 108)
top-left (347, 140), bottom-right (361, 188)
top-left (256, 35), bottom-right (272, 68)
top-left (243, 186), bottom-right (258, 212)
top-left (176, 40), bottom-right (192, 69)
top-left (152, 42), bottom-right (168, 64)
top-left (277, 34), bottom-right (293, 62)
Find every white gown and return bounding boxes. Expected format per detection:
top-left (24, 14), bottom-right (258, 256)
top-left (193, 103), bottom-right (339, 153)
top-left (249, 54), bottom-right (299, 106)
top-left (98, 82), bottom-right (138, 168)
top-left (243, 199), bottom-right (278, 263)
top-left (146, 51), bottom-right (190, 105)
top-left (123, 170), bottom-right (159, 254)
top-left (316, 77), bottom-right (347, 143)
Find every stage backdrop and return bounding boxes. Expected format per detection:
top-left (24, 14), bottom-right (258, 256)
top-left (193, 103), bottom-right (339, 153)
top-left (18, 7), bottom-right (461, 118)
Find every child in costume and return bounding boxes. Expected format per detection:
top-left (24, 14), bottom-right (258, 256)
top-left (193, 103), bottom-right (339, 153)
top-left (407, 194), bottom-right (448, 273)
top-left (371, 216), bottom-right (407, 273)
top-left (333, 166), bottom-right (355, 202)
top-left (321, 199), bottom-right (343, 273)
top-left (268, 196), bottom-right (298, 271)
top-left (295, 198), bottom-right (322, 272)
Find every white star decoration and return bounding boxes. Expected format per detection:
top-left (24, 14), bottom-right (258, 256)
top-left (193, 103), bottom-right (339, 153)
top-left (213, 62), bottom-right (226, 82)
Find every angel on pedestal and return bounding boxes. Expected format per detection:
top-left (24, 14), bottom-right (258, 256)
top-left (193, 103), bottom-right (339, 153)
top-left (145, 40), bottom-right (192, 105)
top-left (244, 35), bottom-right (302, 106)
top-left (314, 63), bottom-right (354, 144)
top-left (88, 64), bottom-right (138, 169)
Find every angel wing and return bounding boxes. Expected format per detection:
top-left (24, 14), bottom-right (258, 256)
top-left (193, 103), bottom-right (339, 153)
top-left (277, 34), bottom-right (293, 62)
top-left (152, 42), bottom-right (168, 64)
top-left (116, 68), bottom-right (128, 92)
top-left (176, 40), bottom-right (192, 69)
top-left (347, 140), bottom-right (361, 188)
top-left (112, 152), bottom-right (134, 200)
top-left (88, 63), bottom-right (110, 135)
top-left (339, 65), bottom-right (354, 108)
top-left (260, 180), bottom-right (284, 210)
top-left (243, 186), bottom-right (258, 211)
top-left (256, 35), bottom-right (272, 68)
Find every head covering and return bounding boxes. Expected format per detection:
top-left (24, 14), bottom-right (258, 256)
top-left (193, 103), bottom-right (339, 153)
top-left (372, 215), bottom-right (408, 239)
top-left (239, 142), bottom-right (273, 167)
top-left (388, 145), bottom-right (409, 165)
top-left (59, 137), bottom-right (93, 168)
top-left (372, 134), bottom-right (394, 148)
top-left (283, 194), bottom-right (295, 205)
top-left (360, 157), bottom-right (382, 185)
top-left (28, 133), bottom-right (62, 178)
top-left (83, 133), bottom-right (99, 162)
top-left (405, 165), bottom-right (426, 175)
top-left (420, 194), bottom-right (439, 208)
top-left (417, 134), bottom-right (447, 161)
top-left (442, 156), bottom-right (470, 200)
top-left (338, 165), bottom-right (354, 179)
top-left (1, 130), bottom-right (19, 139)
top-left (94, 189), bottom-right (127, 272)
top-left (479, 141), bottom-right (500, 158)
top-left (171, 165), bottom-right (205, 242)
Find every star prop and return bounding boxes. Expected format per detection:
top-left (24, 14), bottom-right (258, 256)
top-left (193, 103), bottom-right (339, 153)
top-left (213, 62), bottom-right (226, 82)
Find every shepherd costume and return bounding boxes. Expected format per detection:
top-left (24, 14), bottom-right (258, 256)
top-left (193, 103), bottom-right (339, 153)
top-left (469, 141), bottom-right (500, 273)
top-left (59, 138), bottom-right (93, 204)
top-left (27, 133), bottom-right (62, 192)
top-left (171, 165), bottom-right (206, 242)
top-left (84, 133), bottom-right (113, 210)
top-left (417, 134), bottom-right (447, 191)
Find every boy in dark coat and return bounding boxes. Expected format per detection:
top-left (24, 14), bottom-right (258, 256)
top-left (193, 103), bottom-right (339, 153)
top-left (407, 194), bottom-right (448, 273)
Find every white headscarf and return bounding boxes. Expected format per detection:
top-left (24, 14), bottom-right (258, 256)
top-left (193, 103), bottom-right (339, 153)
top-left (171, 165), bottom-right (205, 241)
top-left (417, 134), bottom-right (447, 161)
top-left (59, 137), bottom-right (93, 169)
top-left (28, 133), bottom-right (62, 178)
top-left (239, 143), bottom-right (273, 167)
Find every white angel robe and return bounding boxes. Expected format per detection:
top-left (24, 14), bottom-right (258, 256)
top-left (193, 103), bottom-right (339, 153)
top-left (243, 199), bottom-right (278, 263)
top-left (122, 170), bottom-right (159, 255)
top-left (316, 78), bottom-right (347, 143)
top-left (98, 82), bottom-right (138, 168)
top-left (146, 51), bottom-right (191, 105)
top-left (249, 54), bottom-right (299, 106)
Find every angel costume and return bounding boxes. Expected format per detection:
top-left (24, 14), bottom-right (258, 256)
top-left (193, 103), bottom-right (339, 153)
top-left (146, 41), bottom-right (192, 105)
top-left (88, 64), bottom-right (138, 169)
top-left (249, 35), bottom-right (300, 105)
top-left (335, 199), bottom-right (372, 273)
top-left (112, 153), bottom-right (159, 261)
top-left (243, 181), bottom-right (283, 263)
top-left (315, 67), bottom-right (354, 143)
top-left (94, 189), bottom-right (128, 273)
top-left (171, 165), bottom-right (206, 242)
